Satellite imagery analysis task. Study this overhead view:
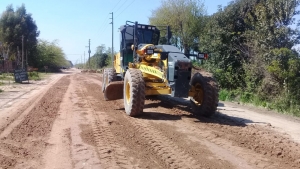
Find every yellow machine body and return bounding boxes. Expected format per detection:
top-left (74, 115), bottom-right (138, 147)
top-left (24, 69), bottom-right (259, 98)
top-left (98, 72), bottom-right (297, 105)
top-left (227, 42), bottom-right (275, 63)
top-left (103, 21), bottom-right (218, 117)
top-left (109, 44), bottom-right (175, 97)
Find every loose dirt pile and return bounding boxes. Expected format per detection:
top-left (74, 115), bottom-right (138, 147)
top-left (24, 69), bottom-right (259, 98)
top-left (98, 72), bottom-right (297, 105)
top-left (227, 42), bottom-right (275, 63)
top-left (0, 76), bottom-right (70, 168)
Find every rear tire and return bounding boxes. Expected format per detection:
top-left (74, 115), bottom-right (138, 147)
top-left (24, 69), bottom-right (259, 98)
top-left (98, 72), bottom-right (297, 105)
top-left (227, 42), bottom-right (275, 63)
top-left (107, 68), bottom-right (116, 83)
top-left (102, 68), bottom-right (116, 100)
top-left (189, 72), bottom-right (219, 117)
top-left (123, 69), bottom-right (145, 116)
top-left (102, 69), bottom-right (107, 93)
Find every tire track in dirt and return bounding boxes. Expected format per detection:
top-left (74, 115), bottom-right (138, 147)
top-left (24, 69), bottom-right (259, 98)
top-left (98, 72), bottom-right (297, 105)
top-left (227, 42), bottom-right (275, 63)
top-left (125, 118), bottom-right (202, 169)
top-left (0, 75), bottom-right (71, 169)
top-left (75, 74), bottom-right (134, 169)
top-left (83, 73), bottom-right (300, 168)
top-left (93, 72), bottom-right (300, 169)
top-left (82, 74), bottom-right (168, 168)
top-left (115, 103), bottom-right (237, 169)
top-left (51, 74), bottom-right (102, 169)
top-left (155, 96), bottom-right (300, 169)
top-left (85, 73), bottom-right (228, 169)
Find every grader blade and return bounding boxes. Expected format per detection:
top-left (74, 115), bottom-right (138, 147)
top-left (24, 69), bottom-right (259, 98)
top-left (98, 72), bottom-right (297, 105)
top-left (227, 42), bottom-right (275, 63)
top-left (104, 81), bottom-right (124, 100)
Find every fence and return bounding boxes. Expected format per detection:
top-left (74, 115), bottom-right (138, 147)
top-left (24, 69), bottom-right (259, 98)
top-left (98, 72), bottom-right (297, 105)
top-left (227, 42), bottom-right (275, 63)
top-left (0, 60), bottom-right (17, 73)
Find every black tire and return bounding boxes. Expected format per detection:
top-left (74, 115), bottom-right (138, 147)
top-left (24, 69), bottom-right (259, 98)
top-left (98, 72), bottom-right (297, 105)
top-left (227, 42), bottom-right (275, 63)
top-left (102, 68), bottom-right (116, 93)
top-left (190, 72), bottom-right (219, 117)
top-left (102, 69), bottom-right (107, 93)
top-left (123, 69), bottom-right (145, 116)
top-left (107, 68), bottom-right (116, 83)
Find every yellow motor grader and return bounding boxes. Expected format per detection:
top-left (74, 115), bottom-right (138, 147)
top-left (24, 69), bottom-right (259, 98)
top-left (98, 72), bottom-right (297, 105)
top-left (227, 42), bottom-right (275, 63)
top-left (102, 21), bottom-right (218, 117)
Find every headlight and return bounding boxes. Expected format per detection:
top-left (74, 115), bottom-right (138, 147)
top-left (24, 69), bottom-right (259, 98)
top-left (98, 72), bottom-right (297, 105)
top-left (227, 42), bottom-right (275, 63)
top-left (144, 49), bottom-right (154, 55)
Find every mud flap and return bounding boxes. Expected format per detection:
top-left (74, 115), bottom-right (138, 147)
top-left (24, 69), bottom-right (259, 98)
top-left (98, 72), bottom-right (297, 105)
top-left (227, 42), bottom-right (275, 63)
top-left (104, 81), bottom-right (124, 100)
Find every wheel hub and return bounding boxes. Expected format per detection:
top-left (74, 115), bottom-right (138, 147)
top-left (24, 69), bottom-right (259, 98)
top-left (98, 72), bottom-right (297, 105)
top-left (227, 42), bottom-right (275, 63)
top-left (193, 83), bottom-right (203, 106)
top-left (125, 82), bottom-right (131, 104)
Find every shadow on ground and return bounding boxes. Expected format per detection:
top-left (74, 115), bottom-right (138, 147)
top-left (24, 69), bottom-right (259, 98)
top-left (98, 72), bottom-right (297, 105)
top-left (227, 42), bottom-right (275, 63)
top-left (140, 112), bottom-right (182, 121)
top-left (139, 96), bottom-right (255, 127)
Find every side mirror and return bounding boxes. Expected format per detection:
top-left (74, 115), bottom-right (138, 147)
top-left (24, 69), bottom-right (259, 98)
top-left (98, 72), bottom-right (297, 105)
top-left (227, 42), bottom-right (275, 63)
top-left (197, 53), bottom-right (208, 60)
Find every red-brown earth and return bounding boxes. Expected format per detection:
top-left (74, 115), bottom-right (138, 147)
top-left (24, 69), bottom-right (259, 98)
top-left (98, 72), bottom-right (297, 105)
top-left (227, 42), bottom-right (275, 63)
top-left (0, 68), bottom-right (299, 169)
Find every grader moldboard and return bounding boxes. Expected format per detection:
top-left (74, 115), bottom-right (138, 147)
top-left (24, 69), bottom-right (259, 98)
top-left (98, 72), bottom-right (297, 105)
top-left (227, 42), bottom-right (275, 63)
top-left (102, 21), bottom-right (218, 117)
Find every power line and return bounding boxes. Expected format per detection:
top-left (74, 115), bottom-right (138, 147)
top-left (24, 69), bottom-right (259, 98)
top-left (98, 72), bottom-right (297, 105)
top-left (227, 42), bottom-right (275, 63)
top-left (110, 0), bottom-right (122, 12)
top-left (115, 0), bottom-right (136, 18)
top-left (98, 0), bottom-right (133, 47)
top-left (114, 0), bottom-right (128, 14)
top-left (98, 13), bottom-right (110, 33)
top-left (102, 23), bottom-right (110, 33)
top-left (98, 0), bottom-right (126, 34)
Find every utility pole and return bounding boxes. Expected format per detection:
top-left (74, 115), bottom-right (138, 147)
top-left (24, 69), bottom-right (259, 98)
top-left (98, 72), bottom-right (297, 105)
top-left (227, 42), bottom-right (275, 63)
top-left (26, 39), bottom-right (28, 67)
top-left (86, 40), bottom-right (91, 69)
top-left (84, 51), bottom-right (85, 69)
top-left (88, 39), bottom-right (91, 69)
top-left (17, 46), bottom-right (20, 67)
top-left (26, 49), bottom-right (28, 67)
top-left (110, 12), bottom-right (114, 65)
top-left (21, 35), bottom-right (24, 69)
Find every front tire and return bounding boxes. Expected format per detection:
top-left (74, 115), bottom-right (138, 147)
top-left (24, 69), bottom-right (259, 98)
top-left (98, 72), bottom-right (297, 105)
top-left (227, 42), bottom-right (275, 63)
top-left (123, 69), bottom-right (145, 116)
top-left (189, 72), bottom-right (219, 117)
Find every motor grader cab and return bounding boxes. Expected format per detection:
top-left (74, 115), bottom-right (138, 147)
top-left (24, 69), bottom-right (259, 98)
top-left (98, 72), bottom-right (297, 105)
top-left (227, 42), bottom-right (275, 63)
top-left (102, 21), bottom-right (218, 117)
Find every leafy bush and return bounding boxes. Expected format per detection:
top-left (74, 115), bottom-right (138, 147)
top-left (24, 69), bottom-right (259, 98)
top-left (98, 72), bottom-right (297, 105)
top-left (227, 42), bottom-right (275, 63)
top-left (219, 88), bottom-right (300, 117)
top-left (28, 71), bottom-right (41, 80)
top-left (240, 92), bottom-right (253, 103)
top-left (219, 89), bottom-right (238, 101)
top-left (0, 73), bottom-right (14, 80)
top-left (219, 89), bottom-right (230, 101)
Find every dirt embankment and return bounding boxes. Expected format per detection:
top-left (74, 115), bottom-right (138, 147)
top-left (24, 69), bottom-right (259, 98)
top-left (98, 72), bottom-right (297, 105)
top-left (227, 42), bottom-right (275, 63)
top-left (0, 76), bottom-right (70, 168)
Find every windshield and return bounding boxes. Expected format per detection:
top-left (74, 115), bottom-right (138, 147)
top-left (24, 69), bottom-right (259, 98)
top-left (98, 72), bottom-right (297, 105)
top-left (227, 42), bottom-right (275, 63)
top-left (137, 29), bottom-right (159, 45)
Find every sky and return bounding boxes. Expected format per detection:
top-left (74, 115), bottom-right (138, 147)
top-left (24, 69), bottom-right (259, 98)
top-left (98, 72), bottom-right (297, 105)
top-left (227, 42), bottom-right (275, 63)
top-left (0, 0), bottom-right (294, 65)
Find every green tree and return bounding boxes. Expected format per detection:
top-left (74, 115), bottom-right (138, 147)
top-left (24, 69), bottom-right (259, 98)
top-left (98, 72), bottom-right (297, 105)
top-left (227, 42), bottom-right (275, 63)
top-left (149, 0), bottom-right (207, 54)
top-left (201, 0), bottom-right (300, 91)
top-left (36, 39), bottom-right (69, 70)
top-left (200, 2), bottom-right (250, 89)
top-left (96, 45), bottom-right (109, 68)
top-left (244, 0), bottom-right (300, 95)
top-left (199, 0), bottom-right (300, 115)
top-left (105, 47), bottom-right (113, 66)
top-left (87, 45), bottom-right (112, 69)
top-left (267, 48), bottom-right (300, 90)
top-left (0, 4), bottom-right (39, 66)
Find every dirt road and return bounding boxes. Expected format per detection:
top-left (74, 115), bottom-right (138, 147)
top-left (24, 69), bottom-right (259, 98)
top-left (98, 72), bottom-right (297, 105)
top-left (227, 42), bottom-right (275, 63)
top-left (0, 69), bottom-right (300, 169)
